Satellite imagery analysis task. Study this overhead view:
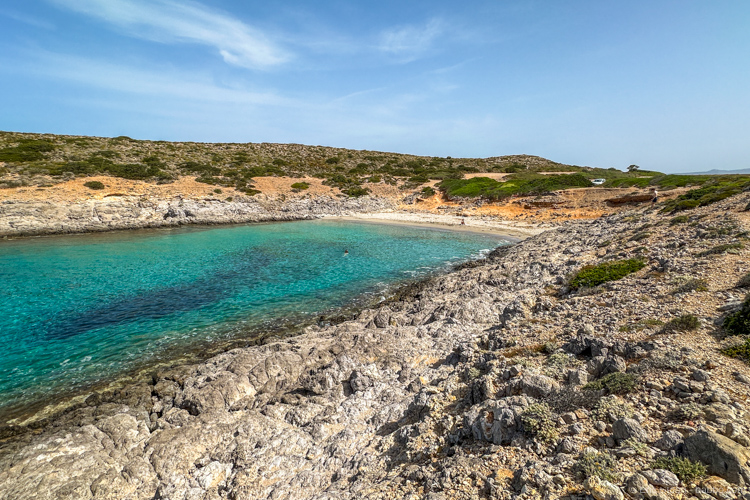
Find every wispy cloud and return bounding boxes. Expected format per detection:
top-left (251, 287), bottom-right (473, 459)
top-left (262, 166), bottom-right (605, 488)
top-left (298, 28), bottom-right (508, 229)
top-left (0, 9), bottom-right (55, 29)
top-left (7, 49), bottom-right (289, 106)
top-left (378, 18), bottom-right (444, 62)
top-left (49, 0), bottom-right (288, 69)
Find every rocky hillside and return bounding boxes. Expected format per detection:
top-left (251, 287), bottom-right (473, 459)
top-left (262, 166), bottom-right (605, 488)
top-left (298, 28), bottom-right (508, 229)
top-left (1, 187), bottom-right (750, 499)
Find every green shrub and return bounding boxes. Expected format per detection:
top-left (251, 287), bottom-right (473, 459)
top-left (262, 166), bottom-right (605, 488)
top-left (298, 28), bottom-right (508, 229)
top-left (662, 314), bottom-right (700, 333)
top-left (671, 279), bottom-right (708, 295)
top-left (722, 338), bottom-right (750, 360)
top-left (723, 296), bottom-right (750, 337)
top-left (573, 451), bottom-right (618, 482)
top-left (630, 232), bottom-right (650, 242)
top-left (670, 402), bottom-right (703, 422)
top-left (83, 181), bottom-right (105, 190)
top-left (291, 182), bottom-right (309, 191)
top-left (697, 242), bottom-right (743, 257)
top-left (213, 188), bottom-right (222, 194)
top-left (670, 215), bottom-right (690, 225)
top-left (325, 157), bottom-right (340, 164)
top-left (0, 139), bottom-right (56, 162)
top-left (438, 173), bottom-right (593, 201)
top-left (421, 186), bottom-right (436, 196)
top-left (367, 175), bottom-right (381, 183)
top-left (520, 403), bottom-right (558, 443)
top-left (569, 259), bottom-right (645, 289)
top-left (592, 396), bottom-right (635, 422)
top-left (651, 456), bottom-right (706, 482)
top-left (584, 372), bottom-right (638, 394)
top-left (342, 186), bottom-right (370, 197)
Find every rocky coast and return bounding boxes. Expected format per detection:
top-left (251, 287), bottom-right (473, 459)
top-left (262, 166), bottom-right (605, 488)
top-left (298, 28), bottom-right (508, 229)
top-left (2, 189), bottom-right (750, 500)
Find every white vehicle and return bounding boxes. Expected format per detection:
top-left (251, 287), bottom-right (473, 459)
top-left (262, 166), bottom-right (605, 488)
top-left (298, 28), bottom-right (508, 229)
top-left (591, 178), bottom-right (606, 185)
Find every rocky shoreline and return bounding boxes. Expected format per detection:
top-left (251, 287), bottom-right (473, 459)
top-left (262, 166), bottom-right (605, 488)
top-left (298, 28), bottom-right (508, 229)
top-left (2, 191), bottom-right (750, 499)
top-left (0, 194), bottom-right (396, 238)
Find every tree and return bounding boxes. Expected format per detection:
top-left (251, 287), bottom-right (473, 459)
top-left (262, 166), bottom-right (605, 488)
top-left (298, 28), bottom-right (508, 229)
top-left (627, 164), bottom-right (640, 172)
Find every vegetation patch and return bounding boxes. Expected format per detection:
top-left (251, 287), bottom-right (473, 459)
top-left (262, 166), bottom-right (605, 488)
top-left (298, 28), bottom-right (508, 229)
top-left (290, 182), bottom-right (309, 191)
top-left (592, 395), bottom-right (635, 422)
top-left (661, 314), bottom-right (700, 333)
top-left (670, 215), bottom-right (690, 225)
top-left (697, 242), bottom-right (744, 257)
top-left (83, 181), bottom-right (105, 190)
top-left (438, 173), bottom-right (592, 201)
top-left (584, 372), bottom-right (638, 395)
top-left (520, 403), bottom-right (558, 443)
top-left (0, 139), bottom-right (56, 163)
top-left (723, 296), bottom-right (750, 337)
top-left (671, 279), bottom-right (708, 295)
top-left (722, 338), bottom-right (750, 361)
top-left (569, 259), bottom-right (645, 289)
top-left (662, 176), bottom-right (750, 213)
top-left (651, 457), bottom-right (706, 483)
top-left (573, 451), bottom-right (618, 482)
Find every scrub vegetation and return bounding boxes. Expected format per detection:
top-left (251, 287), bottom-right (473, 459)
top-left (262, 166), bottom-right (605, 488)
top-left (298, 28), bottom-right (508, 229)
top-left (2, 132), bottom-right (750, 202)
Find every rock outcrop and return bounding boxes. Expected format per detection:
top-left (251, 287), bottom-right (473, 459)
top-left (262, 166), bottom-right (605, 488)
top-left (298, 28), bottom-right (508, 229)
top-left (0, 194), bottom-right (395, 237)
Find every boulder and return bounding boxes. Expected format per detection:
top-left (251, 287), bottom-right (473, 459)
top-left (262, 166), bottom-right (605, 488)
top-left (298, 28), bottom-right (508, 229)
top-left (641, 469), bottom-right (679, 488)
top-left (684, 430), bottom-right (750, 485)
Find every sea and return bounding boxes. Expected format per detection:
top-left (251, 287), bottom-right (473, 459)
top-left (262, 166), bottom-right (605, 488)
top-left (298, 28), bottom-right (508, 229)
top-left (0, 219), bottom-right (510, 421)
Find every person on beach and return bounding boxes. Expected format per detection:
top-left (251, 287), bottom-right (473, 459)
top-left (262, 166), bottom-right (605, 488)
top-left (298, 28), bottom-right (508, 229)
top-left (460, 218), bottom-right (465, 225)
top-left (651, 189), bottom-right (659, 203)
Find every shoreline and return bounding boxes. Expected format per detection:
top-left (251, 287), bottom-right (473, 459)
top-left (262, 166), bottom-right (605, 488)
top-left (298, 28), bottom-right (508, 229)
top-left (327, 211), bottom-right (550, 240)
top-left (0, 219), bottom-right (519, 434)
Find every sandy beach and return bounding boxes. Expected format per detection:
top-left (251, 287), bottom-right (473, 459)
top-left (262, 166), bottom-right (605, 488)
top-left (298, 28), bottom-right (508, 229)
top-left (330, 211), bottom-right (552, 239)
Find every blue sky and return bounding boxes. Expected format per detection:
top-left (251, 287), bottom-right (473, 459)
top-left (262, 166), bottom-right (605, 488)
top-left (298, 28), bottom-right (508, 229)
top-left (1, 1), bottom-right (749, 172)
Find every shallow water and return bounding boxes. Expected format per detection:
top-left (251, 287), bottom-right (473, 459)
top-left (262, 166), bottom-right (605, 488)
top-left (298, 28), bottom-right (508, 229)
top-left (0, 220), bottom-right (508, 416)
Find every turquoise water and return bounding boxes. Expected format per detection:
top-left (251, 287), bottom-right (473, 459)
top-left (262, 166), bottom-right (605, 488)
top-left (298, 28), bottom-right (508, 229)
top-left (0, 220), bottom-right (508, 417)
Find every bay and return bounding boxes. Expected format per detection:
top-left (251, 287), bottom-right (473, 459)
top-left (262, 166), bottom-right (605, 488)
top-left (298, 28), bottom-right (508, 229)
top-left (0, 219), bottom-right (509, 418)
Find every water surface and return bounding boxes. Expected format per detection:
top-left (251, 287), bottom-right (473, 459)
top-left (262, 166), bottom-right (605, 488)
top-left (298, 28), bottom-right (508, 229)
top-left (0, 220), bottom-right (509, 418)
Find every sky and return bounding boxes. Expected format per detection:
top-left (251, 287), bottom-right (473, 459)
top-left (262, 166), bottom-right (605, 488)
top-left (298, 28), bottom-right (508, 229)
top-left (1, 1), bottom-right (749, 173)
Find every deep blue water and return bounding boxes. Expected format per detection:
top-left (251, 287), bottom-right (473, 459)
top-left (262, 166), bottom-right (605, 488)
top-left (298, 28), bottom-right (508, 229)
top-left (0, 220), bottom-right (508, 416)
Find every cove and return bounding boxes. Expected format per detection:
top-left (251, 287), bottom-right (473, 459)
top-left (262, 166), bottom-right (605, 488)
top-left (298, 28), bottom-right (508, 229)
top-left (0, 219), bottom-right (510, 419)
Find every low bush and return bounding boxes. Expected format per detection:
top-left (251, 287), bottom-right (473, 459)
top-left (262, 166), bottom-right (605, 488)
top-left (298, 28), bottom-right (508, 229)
top-left (342, 186), bottom-right (370, 197)
top-left (520, 403), bottom-right (558, 443)
top-left (723, 296), bottom-right (750, 337)
top-left (573, 451), bottom-right (618, 482)
top-left (661, 314), bottom-right (700, 333)
top-left (670, 215), bottom-right (690, 225)
top-left (722, 338), bottom-right (750, 361)
top-left (83, 181), bottom-right (105, 190)
top-left (584, 372), bottom-right (638, 394)
top-left (671, 279), bottom-right (708, 295)
top-left (290, 182), bottom-right (309, 191)
top-left (421, 186), bottom-right (436, 196)
top-left (651, 456), bottom-right (706, 482)
top-left (697, 242), bottom-right (744, 257)
top-left (569, 259), bottom-right (645, 289)
top-left (591, 395), bottom-right (635, 422)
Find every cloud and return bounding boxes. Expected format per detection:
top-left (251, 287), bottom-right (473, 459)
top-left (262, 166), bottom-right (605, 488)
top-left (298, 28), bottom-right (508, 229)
top-left (7, 49), bottom-right (289, 107)
top-left (0, 9), bottom-right (55, 29)
top-left (49, 0), bottom-right (288, 69)
top-left (378, 18), bottom-right (444, 62)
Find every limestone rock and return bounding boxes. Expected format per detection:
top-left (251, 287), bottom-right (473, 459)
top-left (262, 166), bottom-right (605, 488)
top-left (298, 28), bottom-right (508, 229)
top-left (684, 430), bottom-right (750, 485)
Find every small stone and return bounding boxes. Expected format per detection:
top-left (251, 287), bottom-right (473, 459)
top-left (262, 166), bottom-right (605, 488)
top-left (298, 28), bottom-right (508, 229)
top-left (733, 372), bottom-right (750, 385)
top-left (557, 437), bottom-right (577, 454)
top-left (569, 368), bottom-right (588, 386)
top-left (626, 473), bottom-right (659, 499)
top-left (642, 469), bottom-right (680, 488)
top-left (561, 412), bottom-right (577, 424)
top-left (594, 421), bottom-right (607, 432)
top-left (612, 418), bottom-right (648, 443)
top-left (654, 430), bottom-right (684, 451)
top-left (570, 423), bottom-right (585, 435)
top-left (693, 369), bottom-right (711, 382)
top-left (585, 475), bottom-right (624, 500)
